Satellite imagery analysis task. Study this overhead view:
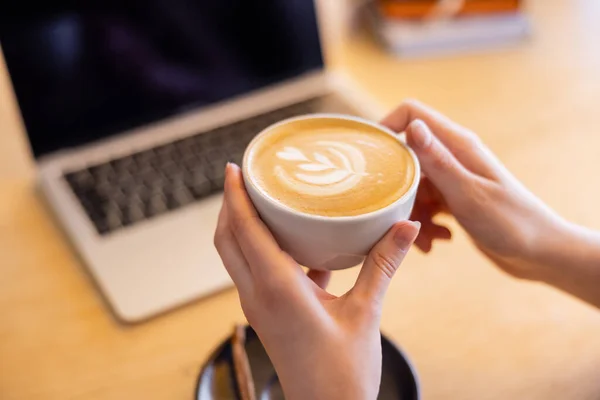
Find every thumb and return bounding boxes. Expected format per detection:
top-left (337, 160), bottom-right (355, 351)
top-left (406, 119), bottom-right (470, 196)
top-left (353, 221), bottom-right (421, 303)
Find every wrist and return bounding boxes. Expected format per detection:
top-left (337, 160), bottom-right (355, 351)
top-left (529, 217), bottom-right (573, 274)
top-left (499, 213), bottom-right (570, 282)
top-left (269, 340), bottom-right (378, 400)
top-left (533, 219), bottom-right (598, 272)
top-left (529, 218), bottom-right (600, 307)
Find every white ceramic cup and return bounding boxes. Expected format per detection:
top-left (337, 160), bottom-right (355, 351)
top-left (242, 114), bottom-right (421, 271)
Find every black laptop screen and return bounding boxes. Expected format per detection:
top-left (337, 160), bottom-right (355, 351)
top-left (0, 0), bottom-right (324, 158)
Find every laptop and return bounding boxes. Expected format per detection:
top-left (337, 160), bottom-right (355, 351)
top-left (0, 0), bottom-right (384, 323)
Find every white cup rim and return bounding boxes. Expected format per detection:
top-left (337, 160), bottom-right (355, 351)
top-left (242, 113), bottom-right (421, 223)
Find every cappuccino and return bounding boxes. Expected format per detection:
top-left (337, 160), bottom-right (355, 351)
top-left (245, 116), bottom-right (415, 217)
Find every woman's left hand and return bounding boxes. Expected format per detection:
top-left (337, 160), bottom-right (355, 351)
top-left (214, 163), bottom-right (420, 400)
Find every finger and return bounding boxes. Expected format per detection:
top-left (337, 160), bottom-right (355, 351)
top-left (414, 233), bottom-right (433, 253)
top-left (406, 120), bottom-right (473, 201)
top-left (429, 224), bottom-right (452, 239)
top-left (414, 224), bottom-right (451, 253)
top-left (214, 201), bottom-right (253, 296)
top-left (381, 99), bottom-right (464, 138)
top-left (353, 221), bottom-right (421, 304)
top-left (410, 196), bottom-right (451, 252)
top-left (419, 218), bottom-right (452, 239)
top-left (223, 163), bottom-right (291, 277)
top-left (307, 269), bottom-right (331, 290)
top-left (411, 207), bottom-right (450, 239)
top-left (410, 206), bottom-right (434, 253)
top-left (382, 100), bottom-right (498, 178)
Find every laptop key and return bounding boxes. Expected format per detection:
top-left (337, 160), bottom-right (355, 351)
top-left (104, 203), bottom-right (123, 230)
top-left (171, 185), bottom-right (194, 208)
top-left (208, 165), bottom-right (226, 190)
top-left (66, 170), bottom-right (94, 187)
top-left (188, 172), bottom-right (211, 199)
top-left (111, 156), bottom-right (134, 171)
top-left (126, 203), bottom-right (145, 224)
top-left (133, 149), bottom-right (154, 167)
top-left (147, 194), bottom-right (168, 216)
top-left (93, 165), bottom-right (116, 184)
top-left (182, 155), bottom-right (201, 172)
top-left (95, 220), bottom-right (111, 235)
top-left (205, 150), bottom-right (227, 167)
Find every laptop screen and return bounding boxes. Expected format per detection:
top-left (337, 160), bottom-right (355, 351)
top-left (0, 0), bottom-right (324, 158)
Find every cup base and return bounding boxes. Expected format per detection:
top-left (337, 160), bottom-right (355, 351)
top-left (299, 254), bottom-right (365, 271)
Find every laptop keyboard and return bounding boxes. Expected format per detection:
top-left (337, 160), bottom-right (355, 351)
top-left (63, 95), bottom-right (358, 235)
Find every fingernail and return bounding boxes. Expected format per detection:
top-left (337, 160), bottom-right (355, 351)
top-left (224, 163), bottom-right (236, 181)
top-left (226, 162), bottom-right (239, 173)
top-left (394, 221), bottom-right (421, 248)
top-left (409, 120), bottom-right (432, 149)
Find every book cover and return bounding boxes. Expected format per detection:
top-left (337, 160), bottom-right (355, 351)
top-left (378, 0), bottom-right (522, 20)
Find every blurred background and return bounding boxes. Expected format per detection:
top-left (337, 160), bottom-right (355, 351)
top-left (2, 1), bottom-right (600, 399)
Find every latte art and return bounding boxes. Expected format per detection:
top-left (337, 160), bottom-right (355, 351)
top-left (274, 140), bottom-right (368, 197)
top-left (246, 117), bottom-right (416, 217)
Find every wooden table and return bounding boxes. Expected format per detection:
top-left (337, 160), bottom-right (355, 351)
top-left (2, 1), bottom-right (600, 399)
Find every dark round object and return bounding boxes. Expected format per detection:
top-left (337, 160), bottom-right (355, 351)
top-left (195, 325), bottom-right (420, 400)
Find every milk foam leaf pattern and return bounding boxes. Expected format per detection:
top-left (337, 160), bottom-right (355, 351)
top-left (327, 147), bottom-right (354, 172)
top-left (273, 142), bottom-right (368, 196)
top-left (276, 146), bottom-right (309, 161)
top-left (313, 152), bottom-right (335, 168)
top-left (298, 164), bottom-right (332, 172)
top-left (280, 146), bottom-right (358, 181)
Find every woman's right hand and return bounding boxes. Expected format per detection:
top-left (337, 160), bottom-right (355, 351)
top-left (381, 100), bottom-right (569, 281)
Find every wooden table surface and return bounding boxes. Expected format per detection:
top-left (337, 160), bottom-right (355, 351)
top-left (2, 1), bottom-right (600, 399)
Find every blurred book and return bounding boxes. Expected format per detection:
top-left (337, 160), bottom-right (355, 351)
top-left (369, 0), bottom-right (531, 57)
top-left (378, 0), bottom-right (522, 19)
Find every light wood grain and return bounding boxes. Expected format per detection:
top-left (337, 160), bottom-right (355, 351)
top-left (2, 1), bottom-right (600, 399)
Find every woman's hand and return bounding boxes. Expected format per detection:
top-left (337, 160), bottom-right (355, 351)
top-left (214, 164), bottom-right (420, 400)
top-left (382, 100), bottom-right (567, 279)
top-left (381, 100), bottom-right (600, 307)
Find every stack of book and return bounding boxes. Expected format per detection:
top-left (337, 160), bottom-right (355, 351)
top-left (369, 0), bottom-right (531, 57)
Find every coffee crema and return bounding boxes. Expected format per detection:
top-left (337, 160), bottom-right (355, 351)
top-left (245, 117), bottom-right (415, 217)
